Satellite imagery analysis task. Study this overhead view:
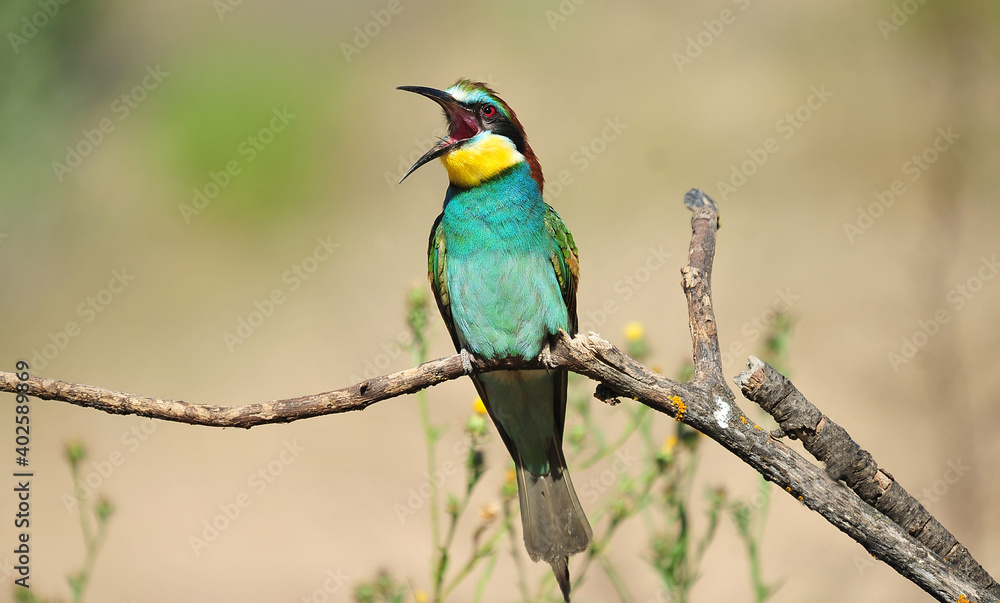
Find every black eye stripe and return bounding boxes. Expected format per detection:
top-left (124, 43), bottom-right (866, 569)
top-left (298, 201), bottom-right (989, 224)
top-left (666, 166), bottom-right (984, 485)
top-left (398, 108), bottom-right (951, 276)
top-left (491, 121), bottom-right (526, 154)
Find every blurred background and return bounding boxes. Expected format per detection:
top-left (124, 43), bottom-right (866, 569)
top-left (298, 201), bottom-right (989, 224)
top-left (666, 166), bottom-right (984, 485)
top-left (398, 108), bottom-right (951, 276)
top-left (2, 0), bottom-right (999, 601)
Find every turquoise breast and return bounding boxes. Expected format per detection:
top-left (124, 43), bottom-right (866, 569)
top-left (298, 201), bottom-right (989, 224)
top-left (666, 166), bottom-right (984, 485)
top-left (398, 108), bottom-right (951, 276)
top-left (441, 163), bottom-right (569, 360)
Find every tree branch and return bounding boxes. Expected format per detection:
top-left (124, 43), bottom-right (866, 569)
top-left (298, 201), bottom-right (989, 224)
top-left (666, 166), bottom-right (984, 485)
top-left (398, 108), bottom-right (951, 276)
top-left (736, 355), bottom-right (1000, 600)
top-left (1, 189), bottom-right (995, 602)
top-left (0, 336), bottom-right (684, 429)
top-left (681, 189), bottom-right (724, 385)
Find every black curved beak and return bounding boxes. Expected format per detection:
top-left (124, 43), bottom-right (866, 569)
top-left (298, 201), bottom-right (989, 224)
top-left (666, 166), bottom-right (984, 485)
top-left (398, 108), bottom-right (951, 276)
top-left (397, 85), bottom-right (480, 183)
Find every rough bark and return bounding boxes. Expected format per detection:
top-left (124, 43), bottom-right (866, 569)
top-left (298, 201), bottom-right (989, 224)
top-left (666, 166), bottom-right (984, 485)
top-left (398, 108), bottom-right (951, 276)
top-left (736, 355), bottom-right (1000, 599)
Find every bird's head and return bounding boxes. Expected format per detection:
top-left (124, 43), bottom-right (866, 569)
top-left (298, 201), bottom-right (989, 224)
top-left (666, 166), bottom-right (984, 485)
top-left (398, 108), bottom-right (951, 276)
top-left (398, 80), bottom-right (543, 190)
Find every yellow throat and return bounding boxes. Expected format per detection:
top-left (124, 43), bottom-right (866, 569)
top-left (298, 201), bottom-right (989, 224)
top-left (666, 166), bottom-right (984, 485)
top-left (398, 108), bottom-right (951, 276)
top-left (441, 132), bottom-right (525, 188)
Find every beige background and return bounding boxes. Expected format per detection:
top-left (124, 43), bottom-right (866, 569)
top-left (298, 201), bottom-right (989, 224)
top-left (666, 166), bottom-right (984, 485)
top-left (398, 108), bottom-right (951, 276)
top-left (1, 1), bottom-right (999, 601)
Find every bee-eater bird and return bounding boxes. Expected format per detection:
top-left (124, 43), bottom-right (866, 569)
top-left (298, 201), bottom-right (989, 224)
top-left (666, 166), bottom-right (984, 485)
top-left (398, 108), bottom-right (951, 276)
top-left (398, 79), bottom-right (592, 601)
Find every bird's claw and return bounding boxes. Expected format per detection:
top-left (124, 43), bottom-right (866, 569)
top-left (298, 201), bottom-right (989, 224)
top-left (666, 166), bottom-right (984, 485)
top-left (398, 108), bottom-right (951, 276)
top-left (460, 348), bottom-right (474, 375)
top-left (539, 341), bottom-right (557, 369)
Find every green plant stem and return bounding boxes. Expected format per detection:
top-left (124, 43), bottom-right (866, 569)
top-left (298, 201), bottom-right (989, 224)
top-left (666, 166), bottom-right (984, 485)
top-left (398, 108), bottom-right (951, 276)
top-left (434, 486), bottom-right (476, 598)
top-left (695, 494), bottom-right (723, 566)
top-left (75, 522), bottom-right (109, 603)
top-left (70, 458), bottom-right (93, 555)
top-left (740, 476), bottom-right (773, 603)
top-left (599, 556), bottom-right (634, 603)
top-left (70, 460), bottom-right (92, 603)
top-left (503, 499), bottom-right (531, 602)
top-left (637, 404), bottom-right (657, 451)
top-left (579, 404), bottom-right (651, 470)
top-left (746, 536), bottom-right (765, 602)
top-left (406, 325), bottom-right (447, 603)
top-left (571, 531), bottom-right (630, 600)
top-left (417, 385), bottom-right (447, 603)
top-left (66, 454), bottom-right (113, 603)
top-left (440, 524), bottom-right (507, 600)
top-left (571, 445), bottom-right (661, 598)
top-left (471, 547), bottom-right (499, 603)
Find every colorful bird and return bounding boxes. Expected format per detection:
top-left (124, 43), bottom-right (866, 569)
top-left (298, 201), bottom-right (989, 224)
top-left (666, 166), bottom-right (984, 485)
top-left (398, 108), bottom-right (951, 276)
top-left (399, 80), bottom-right (592, 601)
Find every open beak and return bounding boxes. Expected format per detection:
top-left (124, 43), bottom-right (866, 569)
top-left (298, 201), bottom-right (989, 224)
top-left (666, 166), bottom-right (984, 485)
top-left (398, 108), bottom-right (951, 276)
top-left (397, 85), bottom-right (481, 183)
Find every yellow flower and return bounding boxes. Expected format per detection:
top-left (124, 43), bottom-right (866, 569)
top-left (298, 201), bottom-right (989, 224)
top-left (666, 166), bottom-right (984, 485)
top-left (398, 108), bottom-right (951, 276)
top-left (662, 436), bottom-right (678, 454)
top-left (472, 397), bottom-right (488, 416)
top-left (414, 589), bottom-right (428, 602)
top-left (624, 321), bottom-right (645, 342)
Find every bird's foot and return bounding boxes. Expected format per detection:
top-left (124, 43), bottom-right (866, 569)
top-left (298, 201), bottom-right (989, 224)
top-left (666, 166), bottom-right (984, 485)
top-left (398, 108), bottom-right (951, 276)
top-left (460, 348), bottom-right (474, 375)
top-left (539, 341), bottom-right (558, 369)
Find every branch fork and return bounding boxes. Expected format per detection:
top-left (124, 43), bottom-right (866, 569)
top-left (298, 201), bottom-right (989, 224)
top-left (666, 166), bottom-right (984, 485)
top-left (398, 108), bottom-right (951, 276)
top-left (1, 189), bottom-right (995, 602)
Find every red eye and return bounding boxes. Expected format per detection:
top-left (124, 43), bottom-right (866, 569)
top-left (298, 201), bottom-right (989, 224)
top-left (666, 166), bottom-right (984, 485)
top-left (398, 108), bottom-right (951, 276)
top-left (481, 105), bottom-right (495, 117)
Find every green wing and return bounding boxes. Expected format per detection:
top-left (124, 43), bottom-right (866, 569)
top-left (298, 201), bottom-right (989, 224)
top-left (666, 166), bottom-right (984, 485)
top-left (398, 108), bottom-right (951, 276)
top-left (544, 204), bottom-right (580, 335)
top-left (428, 212), bottom-right (462, 352)
top-left (543, 204), bottom-right (579, 444)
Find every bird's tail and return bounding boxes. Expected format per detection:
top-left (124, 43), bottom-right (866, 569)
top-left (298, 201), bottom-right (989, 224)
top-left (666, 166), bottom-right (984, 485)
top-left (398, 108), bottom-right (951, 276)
top-left (516, 454), bottom-right (592, 602)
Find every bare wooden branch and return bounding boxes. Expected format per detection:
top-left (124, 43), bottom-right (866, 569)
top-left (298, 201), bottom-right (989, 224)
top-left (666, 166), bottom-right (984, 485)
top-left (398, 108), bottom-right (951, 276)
top-left (736, 355), bottom-right (1000, 600)
top-left (681, 189), bottom-right (724, 385)
top-left (0, 189), bottom-right (995, 602)
top-left (0, 336), bottom-right (684, 429)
